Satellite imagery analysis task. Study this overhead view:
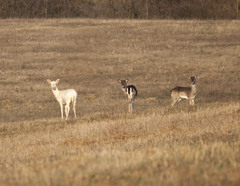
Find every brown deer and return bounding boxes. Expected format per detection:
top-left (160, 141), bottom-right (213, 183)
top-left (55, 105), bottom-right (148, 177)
top-left (170, 76), bottom-right (197, 107)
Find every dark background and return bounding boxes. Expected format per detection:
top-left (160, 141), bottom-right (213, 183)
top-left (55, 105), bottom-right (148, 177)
top-left (0, 0), bottom-right (239, 19)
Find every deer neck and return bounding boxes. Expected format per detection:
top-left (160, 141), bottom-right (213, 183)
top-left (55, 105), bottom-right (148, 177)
top-left (191, 84), bottom-right (196, 94)
top-left (52, 87), bottom-right (61, 100)
top-left (122, 87), bottom-right (128, 94)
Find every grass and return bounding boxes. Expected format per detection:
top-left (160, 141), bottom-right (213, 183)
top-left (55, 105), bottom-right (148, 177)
top-left (0, 19), bottom-right (240, 185)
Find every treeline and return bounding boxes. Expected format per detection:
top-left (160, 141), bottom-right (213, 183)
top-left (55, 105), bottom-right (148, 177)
top-left (0, 0), bottom-right (239, 19)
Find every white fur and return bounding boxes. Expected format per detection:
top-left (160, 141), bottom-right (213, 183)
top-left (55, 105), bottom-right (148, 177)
top-left (180, 95), bottom-right (189, 99)
top-left (47, 79), bottom-right (77, 120)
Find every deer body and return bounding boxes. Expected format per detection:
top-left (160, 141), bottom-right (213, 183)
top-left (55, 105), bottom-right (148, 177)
top-left (171, 76), bottom-right (197, 107)
top-left (118, 79), bottom-right (138, 113)
top-left (47, 79), bottom-right (77, 120)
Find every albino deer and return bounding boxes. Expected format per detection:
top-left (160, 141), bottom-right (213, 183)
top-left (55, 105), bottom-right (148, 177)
top-left (118, 79), bottom-right (138, 113)
top-left (170, 76), bottom-right (197, 107)
top-left (47, 79), bottom-right (77, 120)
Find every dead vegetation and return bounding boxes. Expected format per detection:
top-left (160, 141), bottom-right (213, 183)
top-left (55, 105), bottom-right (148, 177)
top-left (0, 19), bottom-right (240, 185)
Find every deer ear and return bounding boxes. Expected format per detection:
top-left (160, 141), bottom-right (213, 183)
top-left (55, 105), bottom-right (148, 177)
top-left (118, 79), bottom-right (121, 84)
top-left (47, 79), bottom-right (51, 84)
top-left (125, 79), bottom-right (129, 83)
top-left (55, 79), bottom-right (60, 84)
top-left (195, 76), bottom-right (197, 79)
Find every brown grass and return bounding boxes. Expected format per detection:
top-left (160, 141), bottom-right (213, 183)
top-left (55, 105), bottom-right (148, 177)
top-left (0, 19), bottom-right (240, 185)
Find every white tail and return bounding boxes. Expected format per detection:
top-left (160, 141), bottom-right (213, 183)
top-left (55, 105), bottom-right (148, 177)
top-left (118, 79), bottom-right (138, 113)
top-left (47, 79), bottom-right (77, 120)
top-left (170, 76), bottom-right (197, 107)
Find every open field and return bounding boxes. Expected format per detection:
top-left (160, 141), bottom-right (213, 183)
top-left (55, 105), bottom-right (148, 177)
top-left (0, 19), bottom-right (240, 185)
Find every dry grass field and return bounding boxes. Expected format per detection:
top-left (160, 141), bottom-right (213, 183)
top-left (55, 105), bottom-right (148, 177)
top-left (0, 19), bottom-right (240, 185)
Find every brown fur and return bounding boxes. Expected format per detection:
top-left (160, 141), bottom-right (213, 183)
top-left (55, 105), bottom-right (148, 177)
top-left (171, 76), bottom-right (197, 107)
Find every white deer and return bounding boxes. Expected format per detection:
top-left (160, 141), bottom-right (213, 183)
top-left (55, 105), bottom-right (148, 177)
top-left (47, 79), bottom-right (77, 120)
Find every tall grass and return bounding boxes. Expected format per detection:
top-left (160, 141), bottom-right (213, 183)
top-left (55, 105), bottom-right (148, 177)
top-left (1, 102), bottom-right (239, 185)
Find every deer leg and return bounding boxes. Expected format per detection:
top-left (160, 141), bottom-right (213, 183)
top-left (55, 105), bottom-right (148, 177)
top-left (128, 101), bottom-right (133, 113)
top-left (190, 99), bottom-right (194, 106)
top-left (73, 100), bottom-right (77, 118)
top-left (59, 103), bottom-right (64, 119)
top-left (171, 100), bottom-right (175, 107)
top-left (68, 103), bottom-right (71, 118)
top-left (173, 98), bottom-right (182, 107)
top-left (171, 98), bottom-right (178, 107)
top-left (65, 105), bottom-right (67, 120)
top-left (65, 104), bottom-right (70, 120)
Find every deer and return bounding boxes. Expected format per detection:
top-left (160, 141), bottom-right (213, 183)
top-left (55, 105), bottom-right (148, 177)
top-left (118, 79), bottom-right (138, 113)
top-left (170, 76), bottom-right (197, 107)
top-left (47, 79), bottom-right (77, 120)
